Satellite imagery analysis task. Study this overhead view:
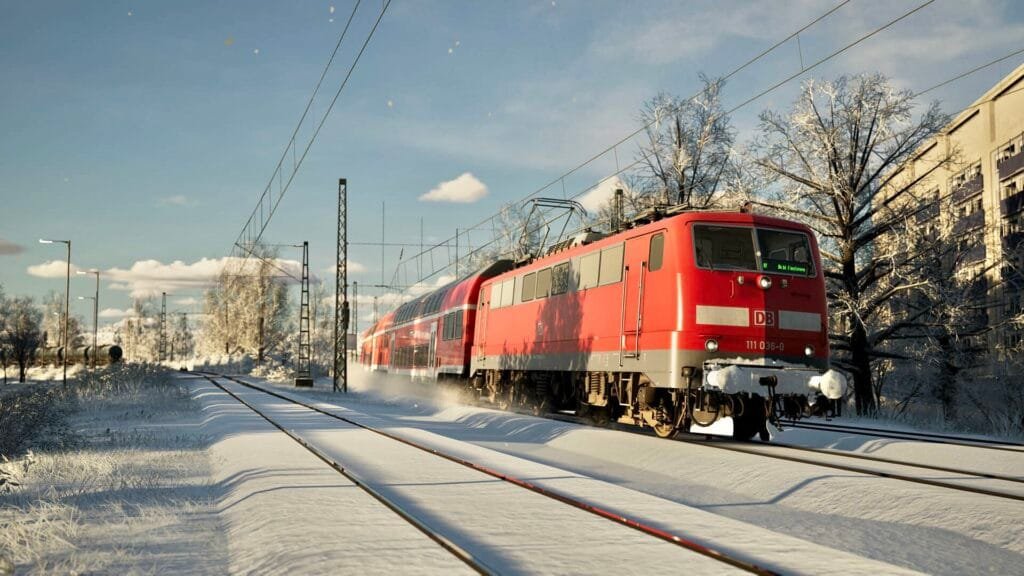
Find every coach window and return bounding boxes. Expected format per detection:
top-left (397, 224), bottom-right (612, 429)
top-left (454, 309), bottom-right (463, 338)
top-left (579, 252), bottom-right (600, 289)
top-left (648, 234), bottom-right (664, 272)
top-left (536, 267), bottom-right (552, 298)
top-left (521, 272), bottom-right (536, 301)
top-left (442, 314), bottom-right (451, 340)
top-left (500, 278), bottom-right (515, 307)
top-left (551, 262), bottom-right (570, 295)
top-left (599, 243), bottom-right (624, 285)
top-left (491, 282), bottom-right (504, 309)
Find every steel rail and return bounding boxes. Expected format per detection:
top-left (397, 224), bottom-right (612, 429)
top-left (497, 406), bottom-right (1024, 499)
top-left (199, 375), bottom-right (494, 576)
top-left (671, 435), bottom-right (1024, 503)
top-left (204, 372), bottom-right (780, 576)
top-left (524, 409), bottom-right (1024, 485)
top-left (759, 440), bottom-right (1024, 485)
top-left (779, 420), bottom-right (1024, 452)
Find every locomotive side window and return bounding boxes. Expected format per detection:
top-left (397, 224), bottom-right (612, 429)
top-left (693, 225), bottom-right (757, 271)
top-left (648, 234), bottom-right (664, 272)
top-left (551, 262), bottom-right (570, 295)
top-left (579, 252), bottom-right (600, 289)
top-left (500, 278), bottom-right (515, 307)
top-left (536, 267), bottom-right (552, 298)
top-left (521, 272), bottom-right (537, 301)
top-left (599, 243), bottom-right (624, 285)
top-left (490, 282), bottom-right (502, 309)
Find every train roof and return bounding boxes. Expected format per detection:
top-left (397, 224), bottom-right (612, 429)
top-left (479, 207), bottom-right (817, 285)
top-left (363, 259), bottom-right (514, 337)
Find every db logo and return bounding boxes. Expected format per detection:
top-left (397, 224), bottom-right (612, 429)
top-left (753, 310), bottom-right (776, 326)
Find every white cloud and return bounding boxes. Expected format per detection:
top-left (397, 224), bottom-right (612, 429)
top-left (419, 173), bottom-right (489, 203)
top-left (576, 175), bottom-right (629, 214)
top-left (325, 260), bottom-right (368, 275)
top-left (102, 256), bottom-right (302, 298)
top-left (174, 297), bottom-right (201, 307)
top-left (99, 307), bottom-right (137, 319)
top-left (27, 260), bottom-right (82, 278)
top-left (158, 195), bottom-right (198, 207)
top-left (0, 238), bottom-right (24, 256)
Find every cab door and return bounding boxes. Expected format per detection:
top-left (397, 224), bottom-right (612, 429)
top-left (621, 234), bottom-right (650, 364)
top-left (620, 230), bottom-right (667, 367)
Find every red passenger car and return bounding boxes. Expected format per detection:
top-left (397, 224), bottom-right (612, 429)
top-left (361, 207), bottom-right (845, 440)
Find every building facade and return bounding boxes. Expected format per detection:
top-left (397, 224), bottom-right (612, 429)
top-left (900, 63), bottom-right (1024, 350)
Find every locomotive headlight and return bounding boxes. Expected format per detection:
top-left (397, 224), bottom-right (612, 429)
top-left (705, 338), bottom-right (719, 352)
top-left (804, 345), bottom-right (815, 357)
top-left (758, 276), bottom-right (772, 289)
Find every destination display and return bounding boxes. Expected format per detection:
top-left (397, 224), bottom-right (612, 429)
top-left (761, 259), bottom-right (811, 275)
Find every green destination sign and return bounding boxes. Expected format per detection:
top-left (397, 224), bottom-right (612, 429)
top-left (762, 260), bottom-right (810, 275)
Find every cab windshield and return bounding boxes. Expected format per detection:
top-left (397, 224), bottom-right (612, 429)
top-left (692, 224), bottom-right (814, 276)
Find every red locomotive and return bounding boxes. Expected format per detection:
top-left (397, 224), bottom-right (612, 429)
top-left (360, 207), bottom-right (846, 440)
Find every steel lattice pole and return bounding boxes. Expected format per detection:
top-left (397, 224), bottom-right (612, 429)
top-left (334, 178), bottom-right (349, 393)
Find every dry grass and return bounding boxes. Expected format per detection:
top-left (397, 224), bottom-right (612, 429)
top-left (0, 364), bottom-right (225, 574)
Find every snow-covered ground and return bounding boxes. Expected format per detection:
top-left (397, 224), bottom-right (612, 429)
top-left (260, 371), bottom-right (1024, 576)
top-left (4, 366), bottom-right (1023, 574)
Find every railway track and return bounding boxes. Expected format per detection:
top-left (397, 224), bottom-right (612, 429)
top-left (779, 419), bottom-right (1024, 452)
top-left (674, 435), bottom-right (1024, 502)
top-left (199, 374), bottom-right (492, 575)
top-left (504, 404), bottom-right (1024, 502)
top-left (198, 372), bottom-right (779, 576)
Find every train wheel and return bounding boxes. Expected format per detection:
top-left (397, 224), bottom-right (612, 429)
top-left (653, 422), bottom-right (677, 438)
top-left (532, 395), bottom-right (550, 416)
top-left (586, 404), bottom-right (610, 426)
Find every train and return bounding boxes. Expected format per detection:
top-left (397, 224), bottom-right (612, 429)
top-left (35, 345), bottom-right (124, 366)
top-left (359, 206), bottom-right (846, 440)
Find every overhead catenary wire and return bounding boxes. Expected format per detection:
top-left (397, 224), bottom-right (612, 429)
top-left (231, 0), bottom-right (392, 271)
top-left (382, 1), bottom-right (859, 291)
top-left (391, 0), bottom-right (942, 295)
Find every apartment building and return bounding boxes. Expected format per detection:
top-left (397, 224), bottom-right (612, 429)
top-left (898, 62), bottom-right (1024, 349)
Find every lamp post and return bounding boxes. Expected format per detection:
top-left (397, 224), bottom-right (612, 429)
top-left (77, 269), bottom-right (100, 369)
top-left (40, 238), bottom-right (71, 388)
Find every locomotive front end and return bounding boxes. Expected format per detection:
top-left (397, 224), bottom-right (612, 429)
top-left (680, 215), bottom-right (845, 438)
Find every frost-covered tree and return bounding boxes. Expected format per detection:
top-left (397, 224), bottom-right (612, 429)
top-left (171, 313), bottom-right (194, 360)
top-left (635, 75), bottom-right (738, 209)
top-left (41, 290), bottom-right (82, 348)
top-left (0, 294), bottom-right (42, 382)
top-left (751, 74), bottom-right (954, 415)
top-left (200, 252), bottom-right (290, 361)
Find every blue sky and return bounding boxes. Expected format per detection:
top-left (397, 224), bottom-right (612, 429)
top-left (2, 0), bottom-right (1023, 326)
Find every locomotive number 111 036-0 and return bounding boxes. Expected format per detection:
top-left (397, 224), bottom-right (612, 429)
top-left (745, 340), bottom-right (785, 352)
